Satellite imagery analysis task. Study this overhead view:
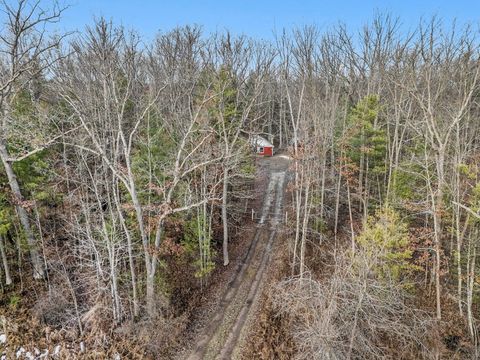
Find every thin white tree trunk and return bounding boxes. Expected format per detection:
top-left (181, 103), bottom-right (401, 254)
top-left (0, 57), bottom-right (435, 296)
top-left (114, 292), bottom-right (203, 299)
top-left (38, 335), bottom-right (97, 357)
top-left (113, 181), bottom-right (139, 317)
top-left (0, 234), bottom-right (12, 285)
top-left (347, 182), bottom-right (355, 253)
top-left (0, 138), bottom-right (44, 279)
top-left (222, 169), bottom-right (229, 266)
top-left (466, 231), bottom-right (476, 340)
top-left (299, 181), bottom-right (311, 278)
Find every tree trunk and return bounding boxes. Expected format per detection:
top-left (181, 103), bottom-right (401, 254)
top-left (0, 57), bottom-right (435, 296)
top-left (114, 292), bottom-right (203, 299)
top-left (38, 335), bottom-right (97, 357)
top-left (0, 138), bottom-right (44, 279)
top-left (130, 180), bottom-right (156, 316)
top-left (334, 156), bottom-right (343, 242)
top-left (466, 229), bottom-right (476, 340)
top-left (222, 169), bottom-right (229, 266)
top-left (0, 234), bottom-right (12, 285)
top-left (292, 160), bottom-right (302, 275)
top-left (433, 149), bottom-right (445, 320)
top-left (347, 181), bottom-right (355, 254)
top-left (146, 271), bottom-right (155, 317)
top-left (299, 181), bottom-right (311, 278)
top-left (113, 180), bottom-right (139, 318)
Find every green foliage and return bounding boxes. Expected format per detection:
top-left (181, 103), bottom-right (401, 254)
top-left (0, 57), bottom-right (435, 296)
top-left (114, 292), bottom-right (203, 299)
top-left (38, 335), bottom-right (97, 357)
top-left (208, 66), bottom-right (241, 135)
top-left (7, 89), bottom-right (53, 201)
top-left (9, 294), bottom-right (21, 309)
top-left (0, 208), bottom-right (12, 236)
top-left (391, 169), bottom-right (415, 200)
top-left (0, 180), bottom-right (14, 238)
top-left (181, 212), bottom-right (215, 279)
top-left (472, 182), bottom-right (480, 200)
top-left (390, 163), bottom-right (425, 202)
top-left (312, 217), bottom-right (327, 234)
top-left (12, 90), bottom-right (36, 118)
top-left (356, 206), bottom-right (416, 281)
top-left (13, 154), bottom-right (49, 197)
top-left (237, 139), bottom-right (256, 177)
top-left (8, 89), bottom-right (54, 158)
top-left (345, 95), bottom-right (387, 175)
top-left (457, 163), bottom-right (476, 180)
top-left (240, 161), bottom-right (255, 177)
top-left (454, 163), bottom-right (480, 225)
top-left (130, 118), bottom-right (177, 216)
top-left (467, 182), bottom-right (480, 226)
top-left (132, 117), bottom-right (175, 174)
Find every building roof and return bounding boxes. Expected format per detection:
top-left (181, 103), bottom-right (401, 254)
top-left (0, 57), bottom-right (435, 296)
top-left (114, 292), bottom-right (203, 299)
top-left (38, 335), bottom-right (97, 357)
top-left (249, 135), bottom-right (274, 148)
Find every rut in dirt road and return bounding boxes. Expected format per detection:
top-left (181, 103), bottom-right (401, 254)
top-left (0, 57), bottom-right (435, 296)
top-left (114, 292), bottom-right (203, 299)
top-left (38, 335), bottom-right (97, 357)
top-left (187, 166), bottom-right (287, 360)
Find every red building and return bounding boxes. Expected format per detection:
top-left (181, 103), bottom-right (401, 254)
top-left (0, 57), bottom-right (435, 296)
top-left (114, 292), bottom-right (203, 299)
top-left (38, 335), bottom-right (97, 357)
top-left (249, 135), bottom-right (274, 156)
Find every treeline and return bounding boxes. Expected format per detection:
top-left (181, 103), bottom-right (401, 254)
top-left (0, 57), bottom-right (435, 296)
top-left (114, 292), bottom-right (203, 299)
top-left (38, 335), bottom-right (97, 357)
top-left (0, 0), bottom-right (272, 342)
top-left (271, 16), bottom-right (480, 359)
top-left (2, 0), bottom-right (480, 357)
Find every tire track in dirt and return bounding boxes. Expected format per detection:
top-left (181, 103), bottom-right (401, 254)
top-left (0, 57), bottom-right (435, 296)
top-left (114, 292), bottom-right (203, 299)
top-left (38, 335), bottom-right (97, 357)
top-left (221, 171), bottom-right (286, 360)
top-left (186, 166), bottom-right (287, 360)
top-left (218, 229), bottom-right (277, 359)
top-left (186, 228), bottom-right (266, 360)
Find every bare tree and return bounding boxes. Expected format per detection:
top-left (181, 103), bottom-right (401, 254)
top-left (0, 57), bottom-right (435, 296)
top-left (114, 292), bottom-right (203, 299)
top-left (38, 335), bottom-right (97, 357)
top-left (401, 19), bottom-right (480, 319)
top-left (273, 250), bottom-right (433, 360)
top-left (209, 33), bottom-right (274, 265)
top-left (0, 0), bottom-right (69, 279)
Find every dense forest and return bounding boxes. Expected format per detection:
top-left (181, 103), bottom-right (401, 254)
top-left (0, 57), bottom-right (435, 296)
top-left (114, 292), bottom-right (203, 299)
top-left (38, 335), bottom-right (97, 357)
top-left (2, 1), bottom-right (480, 359)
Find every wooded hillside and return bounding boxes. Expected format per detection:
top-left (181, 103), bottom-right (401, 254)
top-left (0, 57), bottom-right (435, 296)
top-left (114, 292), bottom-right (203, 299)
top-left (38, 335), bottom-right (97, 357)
top-left (1, 1), bottom-right (480, 359)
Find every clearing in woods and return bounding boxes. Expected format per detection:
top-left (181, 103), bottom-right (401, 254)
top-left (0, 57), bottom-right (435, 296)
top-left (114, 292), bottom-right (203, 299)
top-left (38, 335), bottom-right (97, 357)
top-left (186, 155), bottom-right (290, 360)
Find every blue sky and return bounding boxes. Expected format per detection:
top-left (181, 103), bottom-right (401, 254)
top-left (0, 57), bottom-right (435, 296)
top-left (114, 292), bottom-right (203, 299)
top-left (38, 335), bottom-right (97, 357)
top-left (52, 1), bottom-right (480, 40)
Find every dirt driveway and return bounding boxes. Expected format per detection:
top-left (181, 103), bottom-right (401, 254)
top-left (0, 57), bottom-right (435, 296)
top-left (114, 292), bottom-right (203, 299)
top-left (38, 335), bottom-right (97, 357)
top-left (185, 154), bottom-right (290, 360)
